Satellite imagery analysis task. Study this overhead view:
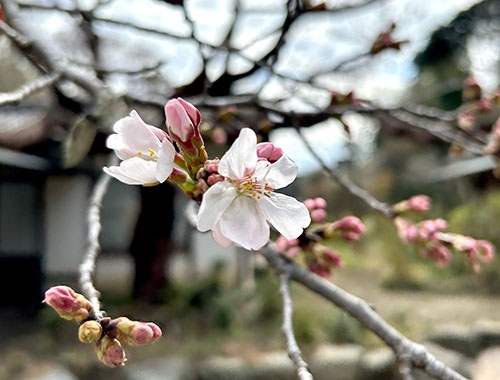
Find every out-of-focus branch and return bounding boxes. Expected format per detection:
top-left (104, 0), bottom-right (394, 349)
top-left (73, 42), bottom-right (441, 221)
top-left (278, 273), bottom-right (314, 380)
top-left (261, 246), bottom-right (469, 380)
top-left (79, 156), bottom-right (117, 319)
top-left (398, 359), bottom-right (416, 380)
top-left (0, 72), bottom-right (60, 105)
top-left (293, 122), bottom-right (395, 218)
top-left (0, 8), bottom-right (102, 96)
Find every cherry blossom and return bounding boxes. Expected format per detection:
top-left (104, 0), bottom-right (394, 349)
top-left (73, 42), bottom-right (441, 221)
top-left (196, 128), bottom-right (310, 250)
top-left (104, 111), bottom-right (175, 186)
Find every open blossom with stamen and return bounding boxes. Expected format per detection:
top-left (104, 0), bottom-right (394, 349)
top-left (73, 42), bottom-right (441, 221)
top-left (197, 128), bottom-right (311, 250)
top-left (104, 111), bottom-right (176, 186)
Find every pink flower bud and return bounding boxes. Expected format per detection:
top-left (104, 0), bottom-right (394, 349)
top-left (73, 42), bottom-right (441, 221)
top-left (79, 320), bottom-right (102, 343)
top-left (422, 245), bottom-right (452, 267)
top-left (165, 98), bottom-right (201, 143)
top-left (256, 142), bottom-right (283, 163)
top-left (276, 236), bottom-right (289, 252)
top-left (128, 323), bottom-right (155, 346)
top-left (44, 286), bottom-right (91, 323)
top-left (407, 195), bottom-right (431, 213)
top-left (322, 249), bottom-right (343, 268)
top-left (287, 246), bottom-right (301, 258)
top-left (95, 336), bottom-right (127, 368)
top-left (207, 174), bottom-right (225, 186)
top-left (145, 322), bottom-right (162, 342)
top-left (308, 262), bottom-right (331, 277)
top-left (311, 208), bottom-right (327, 223)
top-left (304, 198), bottom-right (317, 211)
top-left (395, 218), bottom-right (419, 243)
top-left (477, 240), bottom-right (495, 262)
top-left (204, 159), bottom-right (220, 174)
top-left (314, 197), bottom-right (327, 209)
top-left (433, 218), bottom-right (448, 231)
top-left (334, 216), bottom-right (365, 233)
top-left (114, 317), bottom-right (162, 346)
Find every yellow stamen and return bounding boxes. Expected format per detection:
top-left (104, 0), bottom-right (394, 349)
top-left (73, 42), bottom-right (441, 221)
top-left (137, 152), bottom-right (142, 156)
top-left (147, 148), bottom-right (155, 157)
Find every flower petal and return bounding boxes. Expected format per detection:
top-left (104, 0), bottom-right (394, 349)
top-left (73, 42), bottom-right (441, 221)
top-left (120, 111), bottom-right (162, 154)
top-left (156, 139), bottom-right (176, 183)
top-left (218, 128), bottom-right (258, 180)
top-left (103, 166), bottom-right (143, 185)
top-left (104, 157), bottom-right (158, 185)
top-left (259, 193), bottom-right (310, 240)
top-left (260, 155), bottom-right (298, 190)
top-left (220, 196), bottom-right (270, 250)
top-left (197, 181), bottom-right (237, 232)
top-left (106, 134), bottom-right (136, 160)
top-left (212, 222), bottom-right (233, 247)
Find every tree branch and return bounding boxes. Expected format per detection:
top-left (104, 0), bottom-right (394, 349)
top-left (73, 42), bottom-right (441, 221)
top-left (278, 273), bottom-right (314, 380)
top-left (0, 72), bottom-right (60, 105)
top-left (79, 156), bottom-right (117, 320)
top-left (293, 123), bottom-right (395, 218)
top-left (261, 246), bottom-right (469, 380)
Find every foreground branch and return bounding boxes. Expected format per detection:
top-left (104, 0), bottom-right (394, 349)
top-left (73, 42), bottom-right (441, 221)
top-left (279, 273), bottom-right (314, 380)
top-left (79, 157), bottom-right (117, 319)
top-left (261, 246), bottom-right (469, 380)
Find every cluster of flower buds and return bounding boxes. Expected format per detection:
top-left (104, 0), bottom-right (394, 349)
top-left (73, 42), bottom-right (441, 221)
top-left (395, 217), bottom-right (452, 267)
top-left (457, 77), bottom-right (500, 131)
top-left (275, 198), bottom-right (365, 277)
top-left (304, 197), bottom-right (327, 223)
top-left (370, 23), bottom-right (409, 55)
top-left (44, 286), bottom-right (162, 368)
top-left (393, 195), bottom-right (495, 270)
top-left (449, 235), bottom-right (495, 272)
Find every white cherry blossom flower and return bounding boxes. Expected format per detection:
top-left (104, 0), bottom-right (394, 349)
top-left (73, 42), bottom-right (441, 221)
top-left (104, 111), bottom-right (176, 185)
top-left (197, 128), bottom-right (311, 250)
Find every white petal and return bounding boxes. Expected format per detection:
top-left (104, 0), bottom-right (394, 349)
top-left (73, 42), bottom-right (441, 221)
top-left (212, 222), bottom-right (233, 247)
top-left (263, 155), bottom-right (298, 190)
top-left (109, 157), bottom-right (158, 185)
top-left (103, 166), bottom-right (143, 185)
top-left (106, 134), bottom-right (136, 160)
top-left (156, 139), bottom-right (176, 183)
top-left (218, 128), bottom-right (258, 180)
top-left (259, 193), bottom-right (310, 240)
top-left (120, 111), bottom-right (162, 153)
top-left (220, 196), bottom-right (269, 250)
top-left (197, 181), bottom-right (237, 232)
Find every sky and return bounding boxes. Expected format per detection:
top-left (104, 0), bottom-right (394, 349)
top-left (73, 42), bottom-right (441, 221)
top-left (19, 0), bottom-right (483, 175)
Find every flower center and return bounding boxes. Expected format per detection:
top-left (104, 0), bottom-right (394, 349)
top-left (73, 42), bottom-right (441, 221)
top-left (230, 175), bottom-right (274, 199)
top-left (137, 148), bottom-right (158, 162)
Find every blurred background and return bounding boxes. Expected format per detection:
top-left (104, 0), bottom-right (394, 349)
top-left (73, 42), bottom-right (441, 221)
top-left (2, 0), bottom-right (500, 379)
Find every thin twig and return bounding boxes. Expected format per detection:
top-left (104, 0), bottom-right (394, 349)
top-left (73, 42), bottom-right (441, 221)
top-left (261, 246), bottom-right (469, 380)
top-left (293, 123), bottom-right (395, 218)
top-left (79, 156), bottom-right (117, 320)
top-left (0, 73), bottom-right (60, 105)
top-left (279, 273), bottom-right (314, 380)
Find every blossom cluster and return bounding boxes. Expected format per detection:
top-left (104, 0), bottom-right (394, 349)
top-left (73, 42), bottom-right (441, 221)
top-left (44, 286), bottom-right (161, 367)
top-left (276, 197), bottom-right (365, 277)
top-left (394, 195), bottom-right (495, 270)
top-left (104, 98), bottom-right (311, 251)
